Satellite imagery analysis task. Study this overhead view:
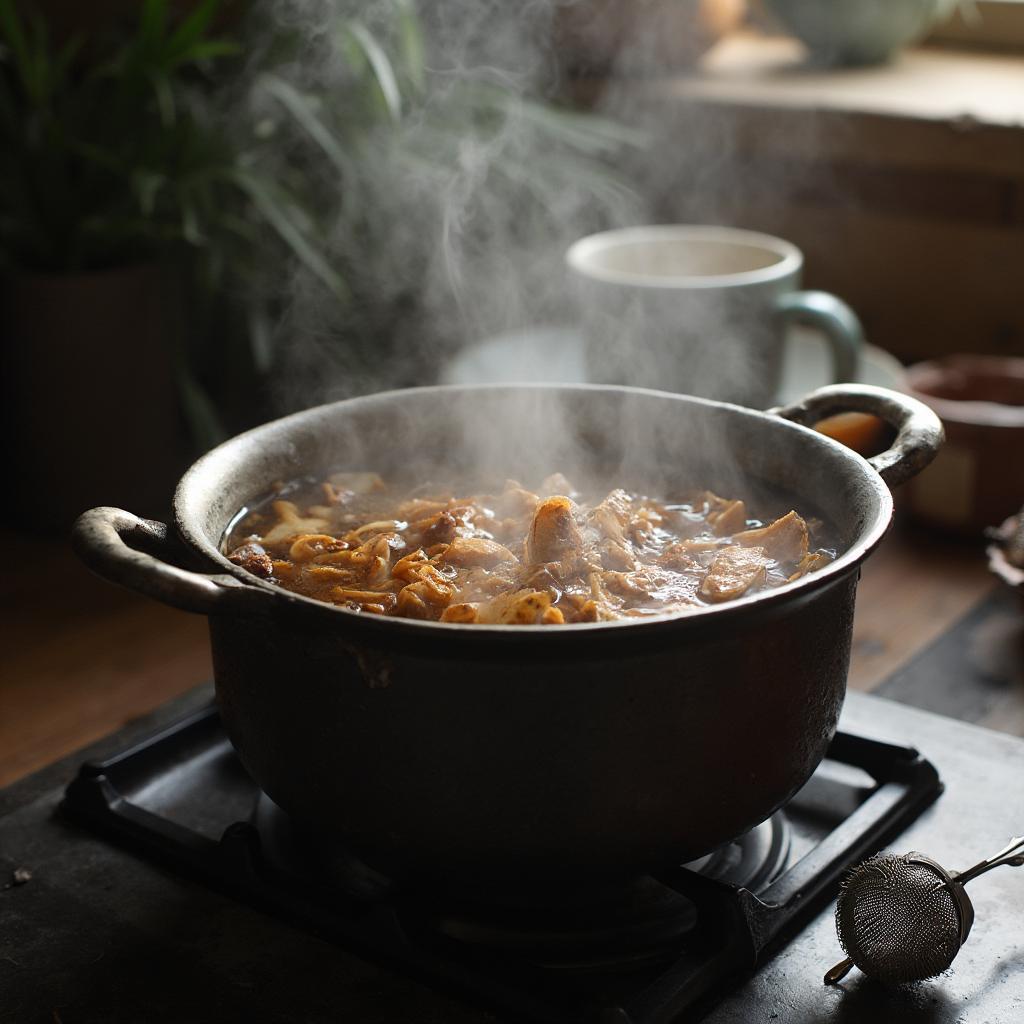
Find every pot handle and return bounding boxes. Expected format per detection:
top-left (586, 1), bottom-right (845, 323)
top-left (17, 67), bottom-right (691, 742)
top-left (72, 507), bottom-right (273, 616)
top-left (770, 383), bottom-right (944, 489)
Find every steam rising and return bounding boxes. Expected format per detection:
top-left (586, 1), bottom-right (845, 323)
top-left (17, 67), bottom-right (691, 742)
top-left (230, 0), bottom-right (789, 502)
top-left (234, 0), bottom-right (649, 405)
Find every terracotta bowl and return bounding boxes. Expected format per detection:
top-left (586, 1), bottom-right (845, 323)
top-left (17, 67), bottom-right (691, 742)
top-left (904, 355), bottom-right (1024, 534)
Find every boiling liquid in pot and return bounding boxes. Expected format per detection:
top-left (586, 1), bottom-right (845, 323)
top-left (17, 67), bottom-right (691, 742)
top-left (223, 472), bottom-right (836, 624)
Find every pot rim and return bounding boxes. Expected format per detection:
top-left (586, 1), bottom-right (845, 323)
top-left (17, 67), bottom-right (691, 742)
top-left (174, 382), bottom-right (893, 638)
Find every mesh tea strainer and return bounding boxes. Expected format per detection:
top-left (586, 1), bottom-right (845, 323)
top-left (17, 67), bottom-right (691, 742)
top-left (825, 835), bottom-right (1024, 985)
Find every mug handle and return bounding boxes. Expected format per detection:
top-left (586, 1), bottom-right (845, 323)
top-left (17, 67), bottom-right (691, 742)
top-left (775, 291), bottom-right (863, 385)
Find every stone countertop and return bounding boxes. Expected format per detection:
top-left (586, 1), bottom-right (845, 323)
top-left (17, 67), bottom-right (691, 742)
top-left (2, 687), bottom-right (1023, 1024)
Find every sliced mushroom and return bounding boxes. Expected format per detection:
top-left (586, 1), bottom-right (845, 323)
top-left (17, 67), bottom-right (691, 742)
top-left (327, 471), bottom-right (385, 494)
top-left (699, 545), bottom-right (770, 603)
top-left (525, 496), bottom-right (583, 565)
top-left (475, 589), bottom-right (564, 625)
top-left (788, 550), bottom-right (833, 582)
top-left (590, 489), bottom-right (632, 544)
top-left (733, 511), bottom-right (808, 564)
top-left (707, 498), bottom-right (747, 537)
top-left (260, 501), bottom-right (331, 544)
top-left (440, 536), bottom-right (518, 569)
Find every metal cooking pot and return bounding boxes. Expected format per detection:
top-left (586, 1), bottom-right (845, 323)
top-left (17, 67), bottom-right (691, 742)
top-left (72, 383), bottom-right (941, 892)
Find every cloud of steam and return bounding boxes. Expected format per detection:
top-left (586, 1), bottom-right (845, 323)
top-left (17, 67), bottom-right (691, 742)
top-left (230, 0), bottom-right (647, 409)
top-left (218, 0), bottom-right (831, 519)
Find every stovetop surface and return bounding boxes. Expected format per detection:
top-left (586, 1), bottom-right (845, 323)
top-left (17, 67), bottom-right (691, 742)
top-left (2, 689), bottom-right (1023, 1024)
top-left (50, 696), bottom-right (941, 1023)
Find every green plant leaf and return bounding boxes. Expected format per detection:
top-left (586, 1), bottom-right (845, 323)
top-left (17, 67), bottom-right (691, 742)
top-left (178, 368), bottom-right (227, 451)
top-left (149, 69), bottom-right (176, 125)
top-left (133, 169), bottom-right (167, 215)
top-left (179, 190), bottom-right (205, 245)
top-left (228, 167), bottom-right (349, 303)
top-left (394, 0), bottom-right (425, 93)
top-left (166, 0), bottom-right (219, 62)
top-left (346, 21), bottom-right (402, 122)
top-left (182, 39), bottom-right (241, 62)
top-left (258, 73), bottom-right (351, 178)
top-left (139, 0), bottom-right (168, 53)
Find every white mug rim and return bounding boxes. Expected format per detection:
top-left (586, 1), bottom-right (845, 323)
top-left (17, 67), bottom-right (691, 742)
top-left (566, 225), bottom-right (804, 290)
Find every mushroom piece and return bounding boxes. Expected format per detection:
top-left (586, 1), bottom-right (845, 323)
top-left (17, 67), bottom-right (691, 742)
top-left (590, 489), bottom-right (633, 544)
top-left (440, 536), bottom-right (518, 569)
top-left (329, 587), bottom-right (398, 613)
top-left (475, 589), bottom-right (565, 625)
top-left (699, 545), bottom-right (771, 603)
top-left (733, 511), bottom-right (809, 564)
top-left (440, 603), bottom-right (479, 624)
top-left (287, 534), bottom-right (350, 563)
top-left (260, 501), bottom-right (332, 544)
top-left (706, 498), bottom-right (747, 537)
top-left (525, 496), bottom-right (583, 565)
top-left (327, 471), bottom-right (385, 494)
top-left (418, 510), bottom-right (459, 547)
top-left (396, 571), bottom-right (455, 618)
top-left (787, 550), bottom-right (833, 582)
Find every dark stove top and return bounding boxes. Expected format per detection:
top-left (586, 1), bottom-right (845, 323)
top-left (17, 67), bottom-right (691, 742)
top-left (52, 702), bottom-right (939, 1023)
top-left (2, 690), bottom-right (1024, 1024)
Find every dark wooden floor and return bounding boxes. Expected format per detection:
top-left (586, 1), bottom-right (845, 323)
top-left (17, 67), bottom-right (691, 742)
top-left (2, 528), bottom-right (212, 788)
top-left (2, 518), bottom-right (1019, 789)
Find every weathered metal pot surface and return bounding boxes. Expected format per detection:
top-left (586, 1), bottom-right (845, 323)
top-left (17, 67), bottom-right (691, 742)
top-left (209, 575), bottom-right (856, 884)
top-left (72, 383), bottom-right (942, 889)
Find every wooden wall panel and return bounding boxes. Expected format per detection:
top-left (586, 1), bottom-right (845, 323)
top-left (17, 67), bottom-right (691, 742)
top-left (631, 99), bottom-right (1024, 362)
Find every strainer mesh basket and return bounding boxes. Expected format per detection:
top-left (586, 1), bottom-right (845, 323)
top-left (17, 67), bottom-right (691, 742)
top-left (835, 853), bottom-right (962, 984)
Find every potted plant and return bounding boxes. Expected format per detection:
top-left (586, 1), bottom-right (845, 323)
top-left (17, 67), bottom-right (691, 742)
top-left (0, 0), bottom-right (342, 528)
top-left (0, 0), bottom-right (639, 528)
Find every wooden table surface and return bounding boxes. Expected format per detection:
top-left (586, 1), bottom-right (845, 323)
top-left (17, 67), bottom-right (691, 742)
top-left (1, 519), bottom-right (1016, 790)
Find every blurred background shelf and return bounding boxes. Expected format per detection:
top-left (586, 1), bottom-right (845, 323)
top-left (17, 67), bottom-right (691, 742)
top-left (670, 32), bottom-right (1024, 124)
top-left (576, 33), bottom-right (1024, 365)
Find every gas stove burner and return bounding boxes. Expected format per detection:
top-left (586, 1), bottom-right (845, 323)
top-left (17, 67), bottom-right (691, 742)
top-left (250, 792), bottom-right (791, 969)
top-left (423, 814), bottom-right (790, 970)
top-left (252, 794), bottom-right (790, 899)
top-left (682, 813), bottom-right (791, 892)
top-left (424, 876), bottom-right (697, 971)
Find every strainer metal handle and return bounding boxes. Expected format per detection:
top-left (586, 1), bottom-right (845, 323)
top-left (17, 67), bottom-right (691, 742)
top-left (942, 834), bottom-right (1024, 889)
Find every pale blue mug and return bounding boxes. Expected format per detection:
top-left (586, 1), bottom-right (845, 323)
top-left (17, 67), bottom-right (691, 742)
top-left (566, 225), bottom-right (863, 409)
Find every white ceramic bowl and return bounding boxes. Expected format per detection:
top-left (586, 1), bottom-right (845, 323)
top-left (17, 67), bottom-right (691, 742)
top-left (764, 0), bottom-right (958, 65)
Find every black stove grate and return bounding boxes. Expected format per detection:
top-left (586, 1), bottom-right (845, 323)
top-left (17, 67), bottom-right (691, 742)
top-left (60, 705), bottom-right (941, 1023)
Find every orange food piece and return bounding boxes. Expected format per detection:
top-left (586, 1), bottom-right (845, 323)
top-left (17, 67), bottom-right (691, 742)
top-left (814, 412), bottom-right (887, 457)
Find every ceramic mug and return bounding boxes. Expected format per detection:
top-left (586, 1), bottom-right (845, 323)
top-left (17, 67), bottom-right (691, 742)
top-left (566, 225), bottom-right (862, 409)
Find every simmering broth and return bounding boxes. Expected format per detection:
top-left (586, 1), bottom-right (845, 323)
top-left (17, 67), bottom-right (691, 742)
top-left (223, 472), bottom-right (836, 625)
